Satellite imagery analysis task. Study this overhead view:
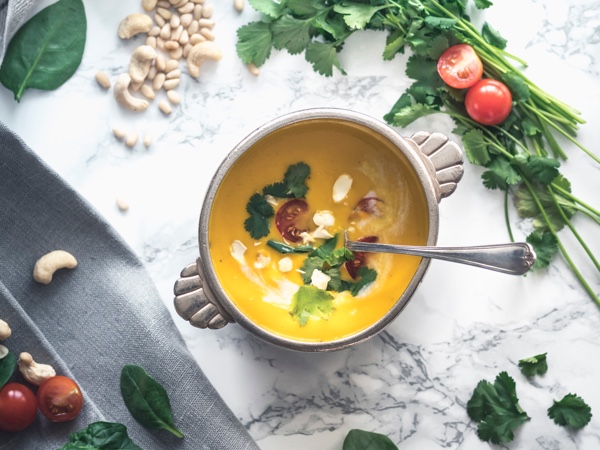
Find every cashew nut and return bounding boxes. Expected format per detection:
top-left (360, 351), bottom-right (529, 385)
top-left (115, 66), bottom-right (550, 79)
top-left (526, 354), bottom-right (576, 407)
top-left (0, 319), bottom-right (11, 340)
top-left (118, 14), bottom-right (153, 39)
top-left (129, 45), bottom-right (157, 84)
top-left (113, 73), bottom-right (149, 112)
top-left (17, 352), bottom-right (56, 386)
top-left (33, 250), bottom-right (77, 284)
top-left (142, 0), bottom-right (158, 12)
top-left (0, 345), bottom-right (8, 359)
top-left (186, 41), bottom-right (222, 78)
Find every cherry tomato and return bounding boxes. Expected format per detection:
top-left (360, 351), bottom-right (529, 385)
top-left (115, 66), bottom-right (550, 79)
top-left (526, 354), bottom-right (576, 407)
top-left (0, 383), bottom-right (38, 432)
top-left (437, 44), bottom-right (483, 89)
top-left (465, 79), bottom-right (513, 125)
top-left (37, 376), bottom-right (83, 422)
top-left (345, 236), bottom-right (378, 279)
top-left (275, 199), bottom-right (309, 243)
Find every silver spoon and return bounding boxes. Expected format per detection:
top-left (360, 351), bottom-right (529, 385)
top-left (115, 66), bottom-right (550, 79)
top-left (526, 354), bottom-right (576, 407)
top-left (344, 231), bottom-right (536, 275)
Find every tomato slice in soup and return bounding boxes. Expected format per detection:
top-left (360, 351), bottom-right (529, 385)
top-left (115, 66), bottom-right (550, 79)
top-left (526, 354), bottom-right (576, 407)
top-left (275, 199), bottom-right (309, 243)
top-left (345, 235), bottom-right (378, 279)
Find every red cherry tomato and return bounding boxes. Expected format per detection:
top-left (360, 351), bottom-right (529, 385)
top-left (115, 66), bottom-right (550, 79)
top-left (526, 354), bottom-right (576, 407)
top-left (345, 236), bottom-right (378, 279)
top-left (437, 44), bottom-right (483, 89)
top-left (0, 383), bottom-right (38, 432)
top-left (37, 376), bottom-right (83, 422)
top-left (275, 199), bottom-right (309, 243)
top-left (465, 79), bottom-right (513, 125)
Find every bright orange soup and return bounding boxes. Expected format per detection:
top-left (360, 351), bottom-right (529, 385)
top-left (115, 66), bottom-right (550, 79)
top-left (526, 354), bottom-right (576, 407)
top-left (208, 119), bottom-right (429, 342)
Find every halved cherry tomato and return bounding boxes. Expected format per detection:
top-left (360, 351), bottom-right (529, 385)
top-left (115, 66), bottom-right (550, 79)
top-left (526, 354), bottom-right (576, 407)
top-left (37, 376), bottom-right (83, 422)
top-left (355, 197), bottom-right (384, 215)
top-left (345, 236), bottom-right (378, 279)
top-left (0, 383), bottom-right (38, 432)
top-left (465, 79), bottom-right (513, 125)
top-left (437, 44), bottom-right (483, 89)
top-left (275, 199), bottom-right (309, 243)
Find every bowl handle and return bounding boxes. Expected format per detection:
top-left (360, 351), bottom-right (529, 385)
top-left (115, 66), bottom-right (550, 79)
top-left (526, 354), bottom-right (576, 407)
top-left (405, 131), bottom-right (464, 203)
top-left (173, 257), bottom-right (233, 329)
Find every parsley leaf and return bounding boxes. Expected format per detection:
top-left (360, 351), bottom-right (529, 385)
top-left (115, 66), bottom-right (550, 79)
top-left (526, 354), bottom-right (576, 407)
top-left (291, 285), bottom-right (334, 326)
top-left (548, 394), bottom-right (592, 429)
top-left (518, 353), bottom-right (548, 377)
top-left (283, 162), bottom-right (311, 198)
top-left (467, 371), bottom-right (530, 444)
top-left (236, 21), bottom-right (273, 66)
top-left (271, 15), bottom-right (312, 54)
top-left (305, 41), bottom-right (346, 77)
top-left (482, 22), bottom-right (507, 49)
top-left (526, 230), bottom-right (558, 269)
top-left (244, 193), bottom-right (274, 239)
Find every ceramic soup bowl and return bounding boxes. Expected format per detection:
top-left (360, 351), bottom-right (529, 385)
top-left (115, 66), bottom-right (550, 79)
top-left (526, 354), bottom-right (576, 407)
top-left (174, 108), bottom-right (463, 352)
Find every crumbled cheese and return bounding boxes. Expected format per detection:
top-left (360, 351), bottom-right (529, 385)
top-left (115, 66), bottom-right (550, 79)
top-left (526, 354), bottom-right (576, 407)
top-left (254, 252), bottom-right (271, 269)
top-left (230, 240), bottom-right (247, 264)
top-left (310, 269), bottom-right (331, 290)
top-left (300, 232), bottom-right (316, 244)
top-left (278, 257), bottom-right (293, 273)
top-left (332, 174), bottom-right (353, 203)
top-left (313, 210), bottom-right (335, 227)
top-left (312, 225), bottom-right (334, 240)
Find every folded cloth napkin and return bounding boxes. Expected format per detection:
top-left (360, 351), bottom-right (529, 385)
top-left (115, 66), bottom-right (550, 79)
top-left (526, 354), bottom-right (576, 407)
top-left (0, 0), bottom-right (36, 66)
top-left (0, 122), bottom-right (260, 449)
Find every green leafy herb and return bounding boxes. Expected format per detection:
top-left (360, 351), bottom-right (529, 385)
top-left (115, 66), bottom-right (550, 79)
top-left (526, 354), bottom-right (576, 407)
top-left (267, 240), bottom-right (313, 254)
top-left (467, 371), bottom-right (530, 444)
top-left (0, 350), bottom-right (17, 388)
top-left (58, 422), bottom-right (141, 450)
top-left (348, 267), bottom-right (378, 296)
top-left (236, 0), bottom-right (600, 307)
top-left (0, 0), bottom-right (87, 102)
top-left (290, 285), bottom-right (334, 326)
top-left (343, 429), bottom-right (398, 450)
top-left (283, 162), bottom-right (311, 198)
top-left (518, 353), bottom-right (548, 377)
top-left (120, 364), bottom-right (184, 438)
top-left (548, 393), bottom-right (592, 429)
top-left (244, 193), bottom-right (275, 239)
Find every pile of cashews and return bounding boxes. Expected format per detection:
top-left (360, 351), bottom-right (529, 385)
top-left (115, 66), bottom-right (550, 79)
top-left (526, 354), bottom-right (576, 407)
top-left (95, 0), bottom-right (254, 150)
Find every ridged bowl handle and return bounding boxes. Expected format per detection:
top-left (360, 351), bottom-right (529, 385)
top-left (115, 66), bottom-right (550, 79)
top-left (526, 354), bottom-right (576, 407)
top-left (173, 257), bottom-right (233, 329)
top-left (405, 131), bottom-right (464, 203)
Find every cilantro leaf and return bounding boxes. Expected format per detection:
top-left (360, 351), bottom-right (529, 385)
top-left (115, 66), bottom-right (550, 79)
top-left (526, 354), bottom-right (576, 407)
top-left (244, 193), bottom-right (274, 239)
top-left (462, 129), bottom-right (491, 166)
top-left (502, 72), bottom-right (530, 103)
top-left (526, 230), bottom-right (558, 269)
top-left (405, 54), bottom-right (445, 88)
top-left (349, 267), bottom-right (377, 296)
top-left (299, 255), bottom-right (327, 284)
top-left (427, 35), bottom-right (450, 59)
top-left (383, 29), bottom-right (406, 61)
top-left (312, 13), bottom-right (349, 40)
top-left (309, 235), bottom-right (338, 259)
top-left (482, 157), bottom-right (521, 190)
top-left (482, 22), bottom-right (507, 49)
top-left (271, 15), bottom-right (312, 54)
top-left (424, 16), bottom-right (457, 29)
top-left (283, 162), bottom-right (311, 198)
top-left (291, 285), bottom-right (334, 326)
top-left (333, 4), bottom-right (382, 30)
top-left (474, 0), bottom-right (493, 9)
top-left (248, 0), bottom-right (284, 18)
top-left (392, 103), bottom-right (438, 127)
top-left (305, 41), bottom-right (346, 76)
top-left (467, 371), bottom-right (530, 444)
top-left (263, 182), bottom-right (290, 198)
top-left (325, 247), bottom-right (354, 267)
top-left (548, 394), bottom-right (592, 429)
top-left (286, 0), bottom-right (328, 17)
top-left (518, 353), bottom-right (548, 377)
top-left (383, 93), bottom-right (412, 124)
top-left (267, 240), bottom-right (313, 254)
top-left (236, 21), bottom-right (273, 66)
top-left (514, 184), bottom-right (575, 232)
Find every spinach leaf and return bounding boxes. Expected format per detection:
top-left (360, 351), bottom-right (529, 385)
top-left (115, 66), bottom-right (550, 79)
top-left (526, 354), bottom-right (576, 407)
top-left (0, 350), bottom-right (17, 388)
top-left (0, 0), bottom-right (87, 102)
top-left (58, 421), bottom-right (141, 450)
top-left (120, 364), bottom-right (184, 438)
top-left (343, 429), bottom-right (398, 450)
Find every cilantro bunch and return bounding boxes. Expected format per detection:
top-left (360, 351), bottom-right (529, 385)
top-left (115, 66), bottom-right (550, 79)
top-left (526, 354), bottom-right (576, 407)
top-left (236, 0), bottom-right (599, 306)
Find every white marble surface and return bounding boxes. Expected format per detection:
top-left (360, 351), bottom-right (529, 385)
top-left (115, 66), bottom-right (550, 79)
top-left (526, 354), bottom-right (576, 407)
top-left (1, 0), bottom-right (599, 448)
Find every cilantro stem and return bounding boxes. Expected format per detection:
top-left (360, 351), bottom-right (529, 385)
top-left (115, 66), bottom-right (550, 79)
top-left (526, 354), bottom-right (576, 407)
top-left (551, 185), bottom-right (600, 219)
top-left (504, 189), bottom-right (515, 242)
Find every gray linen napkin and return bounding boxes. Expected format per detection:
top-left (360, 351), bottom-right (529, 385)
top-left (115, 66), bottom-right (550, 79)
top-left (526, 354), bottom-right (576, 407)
top-left (0, 122), bottom-right (260, 449)
top-left (0, 0), bottom-right (36, 66)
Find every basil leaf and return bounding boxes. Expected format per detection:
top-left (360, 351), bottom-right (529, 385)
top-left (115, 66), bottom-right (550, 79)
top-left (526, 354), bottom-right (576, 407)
top-left (58, 421), bottom-right (141, 450)
top-left (0, 0), bottom-right (87, 102)
top-left (120, 364), bottom-right (184, 438)
top-left (343, 429), bottom-right (398, 450)
top-left (0, 350), bottom-right (17, 388)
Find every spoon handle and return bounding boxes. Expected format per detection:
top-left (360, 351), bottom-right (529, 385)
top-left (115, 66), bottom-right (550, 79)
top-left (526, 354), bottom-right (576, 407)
top-left (345, 239), bottom-right (536, 275)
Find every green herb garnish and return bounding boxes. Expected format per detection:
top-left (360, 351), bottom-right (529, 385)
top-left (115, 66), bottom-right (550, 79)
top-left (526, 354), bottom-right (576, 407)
top-left (548, 393), bottom-right (592, 429)
top-left (236, 0), bottom-right (600, 307)
top-left (244, 162), bottom-right (311, 239)
top-left (518, 352), bottom-right (548, 377)
top-left (466, 371), bottom-right (530, 444)
top-left (0, 0), bottom-right (87, 102)
top-left (58, 422), bottom-right (141, 450)
top-left (120, 364), bottom-right (184, 438)
top-left (267, 240), bottom-right (313, 254)
top-left (0, 350), bottom-right (17, 389)
top-left (343, 429), bottom-right (398, 450)
top-left (291, 285), bottom-right (334, 326)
